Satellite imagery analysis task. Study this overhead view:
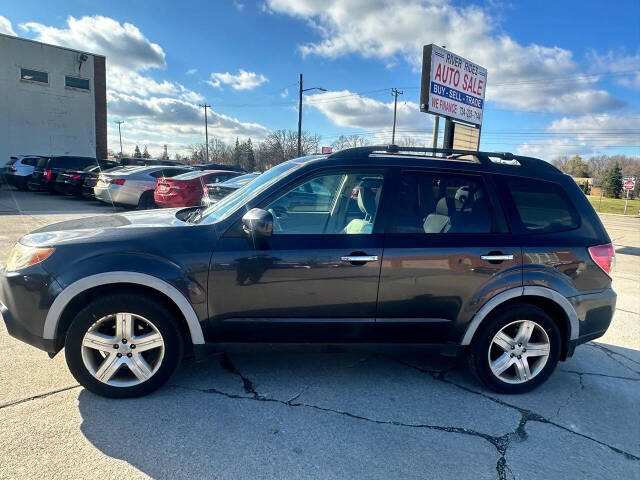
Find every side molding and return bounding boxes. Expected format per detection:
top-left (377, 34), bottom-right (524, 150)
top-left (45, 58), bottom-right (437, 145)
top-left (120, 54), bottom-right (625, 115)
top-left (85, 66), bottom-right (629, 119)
top-left (460, 286), bottom-right (579, 345)
top-left (43, 271), bottom-right (205, 344)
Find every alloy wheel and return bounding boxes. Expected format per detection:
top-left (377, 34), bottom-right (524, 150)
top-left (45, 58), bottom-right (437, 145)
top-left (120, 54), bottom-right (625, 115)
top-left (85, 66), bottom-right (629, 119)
top-left (487, 319), bottom-right (550, 384)
top-left (81, 312), bottom-right (165, 387)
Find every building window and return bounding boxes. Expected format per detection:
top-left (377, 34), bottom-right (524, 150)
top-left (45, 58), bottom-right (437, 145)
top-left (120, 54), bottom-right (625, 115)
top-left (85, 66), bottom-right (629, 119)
top-left (65, 76), bottom-right (90, 90)
top-left (20, 68), bottom-right (48, 84)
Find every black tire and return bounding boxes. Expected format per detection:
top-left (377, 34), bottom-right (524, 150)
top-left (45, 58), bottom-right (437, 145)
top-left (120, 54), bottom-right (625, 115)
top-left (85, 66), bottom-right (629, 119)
top-left (137, 190), bottom-right (156, 210)
top-left (64, 294), bottom-right (183, 398)
top-left (469, 303), bottom-right (561, 394)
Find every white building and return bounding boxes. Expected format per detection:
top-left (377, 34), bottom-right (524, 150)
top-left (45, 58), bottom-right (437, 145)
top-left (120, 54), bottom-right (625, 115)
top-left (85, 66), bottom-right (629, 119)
top-left (0, 33), bottom-right (107, 165)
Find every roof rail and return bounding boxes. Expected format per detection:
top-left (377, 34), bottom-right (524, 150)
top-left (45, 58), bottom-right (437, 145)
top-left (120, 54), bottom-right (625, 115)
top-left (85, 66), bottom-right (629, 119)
top-left (328, 145), bottom-right (561, 174)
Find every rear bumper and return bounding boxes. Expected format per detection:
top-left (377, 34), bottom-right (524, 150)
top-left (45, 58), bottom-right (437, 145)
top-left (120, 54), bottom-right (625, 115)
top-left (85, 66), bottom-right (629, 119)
top-left (5, 174), bottom-right (30, 187)
top-left (95, 184), bottom-right (138, 206)
top-left (566, 288), bottom-right (616, 357)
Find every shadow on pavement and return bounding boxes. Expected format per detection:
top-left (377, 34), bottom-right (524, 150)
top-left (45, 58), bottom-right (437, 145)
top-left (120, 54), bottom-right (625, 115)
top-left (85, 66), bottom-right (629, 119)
top-left (76, 342), bottom-right (640, 479)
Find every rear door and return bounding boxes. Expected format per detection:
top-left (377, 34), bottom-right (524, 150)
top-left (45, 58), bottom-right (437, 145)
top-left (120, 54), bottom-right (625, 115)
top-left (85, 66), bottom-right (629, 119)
top-left (376, 168), bottom-right (522, 343)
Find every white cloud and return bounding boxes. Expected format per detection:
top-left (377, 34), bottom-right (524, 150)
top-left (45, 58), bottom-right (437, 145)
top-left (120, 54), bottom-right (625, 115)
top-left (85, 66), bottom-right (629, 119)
top-left (186, 68), bottom-right (198, 75)
top-left (587, 50), bottom-right (640, 91)
top-left (280, 88), bottom-right (289, 98)
top-left (515, 114), bottom-right (640, 158)
top-left (306, 90), bottom-right (433, 143)
top-left (0, 15), bottom-right (16, 35)
top-left (208, 69), bottom-right (268, 90)
top-left (233, 0), bottom-right (245, 11)
top-left (20, 15), bottom-right (165, 71)
top-left (266, 0), bottom-right (623, 114)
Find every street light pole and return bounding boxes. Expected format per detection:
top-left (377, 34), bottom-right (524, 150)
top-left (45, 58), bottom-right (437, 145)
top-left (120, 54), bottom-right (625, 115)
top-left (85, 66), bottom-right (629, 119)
top-left (297, 73), bottom-right (327, 157)
top-left (199, 103), bottom-right (211, 162)
top-left (114, 120), bottom-right (124, 157)
top-left (391, 88), bottom-right (403, 145)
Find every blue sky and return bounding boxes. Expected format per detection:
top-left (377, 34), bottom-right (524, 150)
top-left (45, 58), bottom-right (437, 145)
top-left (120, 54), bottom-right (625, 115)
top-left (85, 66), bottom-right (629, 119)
top-left (1, 0), bottom-right (639, 158)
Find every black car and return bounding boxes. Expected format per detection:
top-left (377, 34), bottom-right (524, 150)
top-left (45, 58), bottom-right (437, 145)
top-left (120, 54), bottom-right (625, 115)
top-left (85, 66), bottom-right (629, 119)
top-left (0, 146), bottom-right (616, 398)
top-left (28, 156), bottom-right (105, 192)
top-left (54, 160), bottom-right (120, 197)
top-left (119, 157), bottom-right (183, 167)
top-left (191, 163), bottom-right (246, 172)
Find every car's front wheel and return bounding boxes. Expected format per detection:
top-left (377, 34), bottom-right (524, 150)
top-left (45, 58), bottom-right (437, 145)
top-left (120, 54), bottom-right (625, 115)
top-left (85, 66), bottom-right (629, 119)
top-left (469, 304), bottom-right (561, 394)
top-left (65, 294), bottom-right (183, 398)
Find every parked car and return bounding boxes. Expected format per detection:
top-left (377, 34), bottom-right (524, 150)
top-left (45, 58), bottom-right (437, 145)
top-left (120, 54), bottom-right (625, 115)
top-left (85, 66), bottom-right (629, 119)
top-left (154, 170), bottom-right (240, 208)
top-left (54, 160), bottom-right (120, 197)
top-left (201, 173), bottom-right (260, 207)
top-left (28, 156), bottom-right (105, 192)
top-left (0, 146), bottom-right (616, 398)
top-left (94, 165), bottom-right (192, 209)
top-left (191, 163), bottom-right (246, 172)
top-left (82, 165), bottom-right (131, 199)
top-left (3, 155), bottom-right (40, 190)
top-left (119, 157), bottom-right (183, 167)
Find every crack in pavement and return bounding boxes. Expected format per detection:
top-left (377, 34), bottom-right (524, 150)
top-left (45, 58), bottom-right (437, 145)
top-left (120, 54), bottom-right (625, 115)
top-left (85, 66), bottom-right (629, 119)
top-left (0, 385), bottom-right (80, 410)
top-left (588, 344), bottom-right (640, 373)
top-left (558, 369), bottom-right (639, 381)
top-left (387, 356), bottom-right (640, 463)
top-left (554, 370), bottom-right (585, 419)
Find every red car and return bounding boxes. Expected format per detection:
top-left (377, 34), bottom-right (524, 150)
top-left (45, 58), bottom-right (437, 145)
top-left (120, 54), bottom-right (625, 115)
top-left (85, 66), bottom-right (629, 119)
top-left (154, 170), bottom-right (240, 208)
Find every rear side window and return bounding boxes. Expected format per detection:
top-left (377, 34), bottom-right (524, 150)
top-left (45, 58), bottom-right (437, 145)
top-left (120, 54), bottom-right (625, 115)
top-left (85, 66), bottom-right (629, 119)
top-left (22, 157), bottom-right (39, 166)
top-left (7, 157), bottom-right (17, 166)
top-left (37, 157), bottom-right (49, 169)
top-left (506, 178), bottom-right (579, 233)
top-left (391, 172), bottom-right (494, 234)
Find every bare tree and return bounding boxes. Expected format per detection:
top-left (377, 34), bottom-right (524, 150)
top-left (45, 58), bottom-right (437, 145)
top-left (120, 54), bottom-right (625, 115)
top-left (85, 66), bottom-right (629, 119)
top-left (551, 155), bottom-right (570, 173)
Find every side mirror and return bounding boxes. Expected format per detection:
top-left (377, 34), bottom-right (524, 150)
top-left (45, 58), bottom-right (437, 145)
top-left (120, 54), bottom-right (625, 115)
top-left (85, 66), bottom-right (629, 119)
top-left (242, 208), bottom-right (273, 238)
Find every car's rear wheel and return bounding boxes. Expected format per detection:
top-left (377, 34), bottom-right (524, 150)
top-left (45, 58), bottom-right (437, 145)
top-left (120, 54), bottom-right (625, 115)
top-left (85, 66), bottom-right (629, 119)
top-left (137, 191), bottom-right (156, 210)
top-left (65, 294), bottom-right (183, 398)
top-left (469, 304), bottom-right (561, 394)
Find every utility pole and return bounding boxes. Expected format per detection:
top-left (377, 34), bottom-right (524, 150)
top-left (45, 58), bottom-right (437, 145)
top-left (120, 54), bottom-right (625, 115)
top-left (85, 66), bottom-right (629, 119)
top-left (114, 120), bottom-right (124, 157)
top-left (199, 103), bottom-right (211, 162)
top-left (432, 116), bottom-right (440, 149)
top-left (297, 74), bottom-right (327, 157)
top-left (391, 88), bottom-right (403, 145)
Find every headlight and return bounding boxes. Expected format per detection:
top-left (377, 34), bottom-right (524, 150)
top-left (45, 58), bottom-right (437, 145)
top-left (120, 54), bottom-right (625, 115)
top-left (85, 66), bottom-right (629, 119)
top-left (5, 244), bottom-right (55, 272)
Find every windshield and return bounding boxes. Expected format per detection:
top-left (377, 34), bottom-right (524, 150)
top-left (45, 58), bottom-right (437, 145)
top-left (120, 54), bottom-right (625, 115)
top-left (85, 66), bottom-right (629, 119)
top-left (196, 161), bottom-right (300, 224)
top-left (219, 173), bottom-right (258, 186)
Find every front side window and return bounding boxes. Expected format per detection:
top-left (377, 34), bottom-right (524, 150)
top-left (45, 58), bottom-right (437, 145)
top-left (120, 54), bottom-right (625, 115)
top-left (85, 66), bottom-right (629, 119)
top-left (391, 172), bottom-right (493, 234)
top-left (21, 68), bottom-right (48, 84)
top-left (265, 172), bottom-right (384, 235)
top-left (65, 76), bottom-right (90, 90)
top-left (506, 178), bottom-right (579, 233)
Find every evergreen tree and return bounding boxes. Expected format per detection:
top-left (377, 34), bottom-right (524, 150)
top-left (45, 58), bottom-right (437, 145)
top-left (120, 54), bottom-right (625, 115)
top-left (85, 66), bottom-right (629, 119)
top-left (244, 138), bottom-right (255, 172)
top-left (232, 137), bottom-right (242, 166)
top-left (601, 162), bottom-right (623, 198)
top-left (133, 145), bottom-right (142, 158)
top-left (142, 145), bottom-right (151, 159)
top-left (161, 145), bottom-right (169, 160)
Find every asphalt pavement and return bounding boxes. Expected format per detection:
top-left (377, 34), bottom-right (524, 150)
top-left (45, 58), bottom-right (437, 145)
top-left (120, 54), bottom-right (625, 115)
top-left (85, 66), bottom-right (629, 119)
top-left (0, 187), bottom-right (638, 480)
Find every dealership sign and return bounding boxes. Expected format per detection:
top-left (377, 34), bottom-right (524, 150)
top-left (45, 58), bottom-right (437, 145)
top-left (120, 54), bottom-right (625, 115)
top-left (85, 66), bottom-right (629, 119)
top-left (420, 45), bottom-right (487, 126)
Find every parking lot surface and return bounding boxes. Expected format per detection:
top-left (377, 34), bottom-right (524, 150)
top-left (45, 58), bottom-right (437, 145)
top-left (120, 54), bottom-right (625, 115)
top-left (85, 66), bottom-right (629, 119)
top-left (0, 187), bottom-right (638, 480)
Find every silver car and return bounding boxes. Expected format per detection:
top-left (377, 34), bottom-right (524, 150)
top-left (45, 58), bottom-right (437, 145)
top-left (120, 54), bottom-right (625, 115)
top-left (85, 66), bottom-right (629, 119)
top-left (4, 155), bottom-right (40, 190)
top-left (94, 165), bottom-right (191, 209)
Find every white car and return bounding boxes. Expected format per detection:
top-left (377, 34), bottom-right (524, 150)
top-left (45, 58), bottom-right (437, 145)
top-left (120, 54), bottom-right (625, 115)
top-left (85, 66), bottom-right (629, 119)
top-left (94, 165), bottom-right (191, 209)
top-left (4, 155), bottom-right (40, 190)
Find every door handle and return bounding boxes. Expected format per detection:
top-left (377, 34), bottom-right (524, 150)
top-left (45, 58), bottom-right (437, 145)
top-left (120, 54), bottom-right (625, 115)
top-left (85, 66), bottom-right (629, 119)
top-left (341, 255), bottom-right (379, 263)
top-left (480, 254), bottom-right (514, 261)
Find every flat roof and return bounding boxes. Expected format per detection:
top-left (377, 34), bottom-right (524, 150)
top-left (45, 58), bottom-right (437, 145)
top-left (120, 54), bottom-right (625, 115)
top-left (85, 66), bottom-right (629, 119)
top-left (0, 32), bottom-right (105, 58)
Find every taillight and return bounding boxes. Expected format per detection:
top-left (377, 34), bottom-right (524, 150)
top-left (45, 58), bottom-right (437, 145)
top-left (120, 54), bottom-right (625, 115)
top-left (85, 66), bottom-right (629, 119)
top-left (203, 187), bottom-right (209, 195)
top-left (8, 167), bottom-right (17, 173)
top-left (71, 174), bottom-right (82, 180)
top-left (44, 169), bottom-right (52, 180)
top-left (110, 178), bottom-right (126, 185)
top-left (588, 243), bottom-right (615, 276)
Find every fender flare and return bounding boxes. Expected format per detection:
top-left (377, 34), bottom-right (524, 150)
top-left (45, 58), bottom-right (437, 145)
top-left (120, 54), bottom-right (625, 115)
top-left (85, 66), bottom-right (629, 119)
top-left (460, 286), bottom-right (579, 345)
top-left (43, 271), bottom-right (205, 344)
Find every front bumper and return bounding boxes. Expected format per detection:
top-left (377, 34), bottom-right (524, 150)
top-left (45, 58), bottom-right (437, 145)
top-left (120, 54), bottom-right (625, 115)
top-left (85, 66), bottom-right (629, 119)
top-left (0, 266), bottom-right (63, 353)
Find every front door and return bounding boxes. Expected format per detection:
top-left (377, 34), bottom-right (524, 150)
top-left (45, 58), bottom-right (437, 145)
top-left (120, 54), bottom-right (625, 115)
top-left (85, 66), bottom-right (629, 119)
top-left (376, 168), bottom-right (522, 343)
top-left (207, 168), bottom-right (388, 342)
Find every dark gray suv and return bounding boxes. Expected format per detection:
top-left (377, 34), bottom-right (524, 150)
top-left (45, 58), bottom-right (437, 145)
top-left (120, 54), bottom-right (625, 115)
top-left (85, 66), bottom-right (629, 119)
top-left (0, 147), bottom-right (616, 398)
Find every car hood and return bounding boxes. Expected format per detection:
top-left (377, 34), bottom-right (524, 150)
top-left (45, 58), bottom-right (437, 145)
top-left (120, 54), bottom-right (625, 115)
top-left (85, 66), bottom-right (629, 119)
top-left (20, 208), bottom-right (191, 247)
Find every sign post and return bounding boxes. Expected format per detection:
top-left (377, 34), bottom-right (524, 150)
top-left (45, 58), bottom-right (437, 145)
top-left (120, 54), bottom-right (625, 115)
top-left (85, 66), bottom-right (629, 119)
top-left (420, 44), bottom-right (487, 150)
top-left (623, 177), bottom-right (636, 215)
